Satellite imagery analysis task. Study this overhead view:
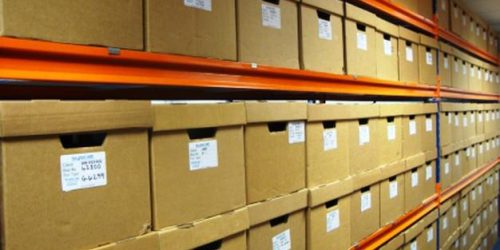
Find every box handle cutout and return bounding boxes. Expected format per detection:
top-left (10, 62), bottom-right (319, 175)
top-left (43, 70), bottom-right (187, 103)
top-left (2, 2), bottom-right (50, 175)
top-left (270, 214), bottom-right (289, 227)
top-left (317, 10), bottom-right (331, 21)
top-left (411, 168), bottom-right (418, 173)
top-left (361, 186), bottom-right (370, 193)
top-left (323, 121), bottom-right (336, 129)
top-left (409, 115), bottom-right (415, 120)
top-left (444, 53), bottom-right (448, 58)
top-left (263, 0), bottom-right (280, 5)
top-left (387, 117), bottom-right (395, 123)
top-left (445, 112), bottom-right (449, 116)
top-left (389, 176), bottom-right (397, 182)
top-left (268, 122), bottom-right (287, 132)
top-left (188, 128), bottom-right (217, 140)
top-left (425, 161), bottom-right (432, 165)
top-left (356, 23), bottom-right (366, 32)
top-left (406, 41), bottom-right (412, 47)
top-left (60, 132), bottom-right (106, 149)
top-left (426, 114), bottom-right (431, 118)
top-left (325, 198), bottom-right (338, 208)
top-left (194, 240), bottom-right (222, 250)
top-left (383, 34), bottom-right (391, 41)
top-left (359, 119), bottom-right (368, 125)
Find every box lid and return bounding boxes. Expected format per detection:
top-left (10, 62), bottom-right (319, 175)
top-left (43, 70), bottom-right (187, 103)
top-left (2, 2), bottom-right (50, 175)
top-left (345, 3), bottom-right (377, 27)
top-left (351, 167), bottom-right (382, 191)
top-left (440, 42), bottom-right (453, 54)
top-left (92, 233), bottom-right (160, 250)
top-left (308, 178), bottom-right (353, 207)
top-left (301, 0), bottom-right (343, 16)
top-left (380, 234), bottom-right (404, 250)
top-left (419, 34), bottom-right (438, 48)
top-left (152, 103), bottom-right (245, 131)
top-left (246, 102), bottom-right (307, 123)
top-left (308, 104), bottom-right (379, 121)
top-left (379, 104), bottom-right (406, 117)
top-left (398, 26), bottom-right (419, 43)
top-left (376, 18), bottom-right (399, 37)
top-left (0, 101), bottom-right (152, 137)
top-left (405, 152), bottom-right (426, 170)
top-left (379, 160), bottom-right (406, 180)
top-left (157, 208), bottom-right (248, 250)
top-left (404, 220), bottom-right (424, 242)
top-left (247, 189), bottom-right (307, 226)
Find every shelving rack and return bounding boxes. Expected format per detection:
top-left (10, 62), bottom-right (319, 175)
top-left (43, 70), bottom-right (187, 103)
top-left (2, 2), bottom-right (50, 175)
top-left (0, 0), bottom-right (498, 249)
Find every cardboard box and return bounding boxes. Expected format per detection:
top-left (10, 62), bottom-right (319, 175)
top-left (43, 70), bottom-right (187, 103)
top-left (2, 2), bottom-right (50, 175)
top-left (345, 3), bottom-right (377, 78)
top-left (440, 197), bottom-right (460, 244)
top-left (157, 208), bottom-right (248, 250)
top-left (398, 26), bottom-right (420, 84)
top-left (146, 0), bottom-right (236, 60)
top-left (402, 104), bottom-right (423, 158)
top-left (92, 233), bottom-right (159, 250)
top-left (440, 111), bottom-right (452, 147)
top-left (439, 42), bottom-right (453, 88)
top-left (421, 104), bottom-right (437, 156)
top-left (379, 104), bottom-right (404, 166)
top-left (245, 102), bottom-right (307, 204)
top-left (422, 160), bottom-right (436, 199)
top-left (0, 101), bottom-right (152, 250)
top-left (376, 18), bottom-right (399, 81)
top-left (451, 150), bottom-right (463, 184)
top-left (299, 1), bottom-right (344, 74)
top-left (422, 220), bottom-right (438, 250)
top-left (418, 35), bottom-right (437, 85)
top-left (306, 104), bottom-right (350, 187)
top-left (441, 154), bottom-right (453, 191)
top-left (469, 186), bottom-right (481, 216)
top-left (437, 0), bottom-right (450, 30)
top-left (237, 0), bottom-right (299, 68)
top-left (380, 172), bottom-right (405, 226)
top-left (460, 191), bottom-right (470, 227)
top-left (451, 49), bottom-right (470, 90)
top-left (404, 155), bottom-right (425, 212)
top-left (450, 1), bottom-right (463, 37)
top-left (0, 0), bottom-right (143, 49)
top-left (350, 183), bottom-right (380, 245)
top-left (150, 103), bottom-right (246, 229)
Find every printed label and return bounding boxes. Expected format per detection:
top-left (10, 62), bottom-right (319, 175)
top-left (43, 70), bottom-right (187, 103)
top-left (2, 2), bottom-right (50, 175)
top-left (389, 180), bottom-right (398, 199)
top-left (463, 200), bottom-right (468, 211)
top-left (470, 113), bottom-right (475, 123)
top-left (426, 52), bottom-right (433, 65)
top-left (466, 147), bottom-right (471, 157)
top-left (486, 72), bottom-right (489, 81)
top-left (323, 129), bottom-right (337, 151)
top-left (262, 3), bottom-right (281, 29)
top-left (472, 189), bottom-right (476, 200)
top-left (326, 209), bottom-right (340, 232)
top-left (387, 123), bottom-right (396, 141)
top-left (455, 115), bottom-right (460, 127)
top-left (425, 118), bottom-right (433, 132)
top-left (60, 152), bottom-right (107, 192)
top-left (411, 171), bottom-right (419, 188)
top-left (483, 210), bottom-right (487, 220)
top-left (272, 229), bottom-right (291, 250)
top-left (383, 39), bottom-right (392, 56)
top-left (455, 154), bottom-right (460, 166)
top-left (409, 120), bottom-right (417, 135)
top-left (452, 206), bottom-right (457, 218)
top-left (184, 0), bottom-right (212, 11)
top-left (462, 64), bottom-right (467, 75)
top-left (361, 191), bottom-right (372, 212)
top-left (462, 236), bottom-right (467, 247)
top-left (478, 70), bottom-right (482, 80)
top-left (318, 18), bottom-right (332, 40)
top-left (479, 144), bottom-right (483, 154)
top-left (410, 241), bottom-right (418, 250)
top-left (357, 31), bottom-right (368, 51)
top-left (189, 140), bottom-right (218, 171)
top-left (448, 114), bottom-right (452, 124)
top-left (470, 225), bottom-right (474, 235)
top-left (470, 67), bottom-right (475, 77)
top-left (479, 185), bottom-right (483, 194)
top-left (479, 113), bottom-right (483, 122)
top-left (454, 62), bottom-right (459, 72)
top-left (490, 204), bottom-right (493, 212)
top-left (406, 46), bottom-right (414, 62)
top-left (472, 148), bottom-right (476, 158)
top-left (486, 142), bottom-right (490, 151)
top-left (443, 217), bottom-right (448, 229)
top-left (445, 162), bottom-right (450, 174)
top-left (288, 122), bottom-right (305, 144)
top-left (486, 112), bottom-right (490, 121)
top-left (463, 116), bottom-right (468, 127)
top-left (359, 124), bottom-right (370, 145)
top-left (444, 57), bottom-right (449, 69)
top-left (427, 227), bottom-right (434, 242)
top-left (426, 165), bottom-right (433, 181)
top-left (476, 27), bottom-right (480, 36)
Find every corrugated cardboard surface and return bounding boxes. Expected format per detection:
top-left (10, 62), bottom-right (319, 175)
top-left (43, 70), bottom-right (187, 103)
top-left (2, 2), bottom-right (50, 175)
top-left (376, 19), bottom-right (399, 81)
top-left (238, 0), bottom-right (299, 68)
top-left (421, 114), bottom-right (437, 153)
top-left (0, 0), bottom-right (143, 49)
top-left (307, 103), bottom-right (379, 121)
top-left (380, 173), bottom-right (405, 226)
top-left (349, 117), bottom-right (381, 175)
top-left (345, 3), bottom-right (377, 26)
top-left (0, 101), bottom-right (152, 137)
top-left (248, 209), bottom-right (306, 250)
top-left (402, 115), bottom-right (423, 158)
top-left (246, 102), bottom-right (307, 123)
top-left (379, 117), bottom-right (403, 165)
top-left (146, 0), bottom-right (236, 60)
top-left (157, 208), bottom-right (248, 250)
top-left (418, 41), bottom-right (437, 85)
top-left (308, 179), bottom-right (353, 207)
top-left (92, 233), bottom-right (159, 250)
top-left (350, 183), bottom-right (380, 245)
top-left (301, 0), bottom-right (343, 14)
top-left (404, 165), bottom-right (425, 212)
top-left (398, 29), bottom-right (420, 84)
top-left (2, 130), bottom-right (151, 250)
top-left (440, 155), bottom-right (452, 189)
top-left (248, 189), bottom-right (307, 226)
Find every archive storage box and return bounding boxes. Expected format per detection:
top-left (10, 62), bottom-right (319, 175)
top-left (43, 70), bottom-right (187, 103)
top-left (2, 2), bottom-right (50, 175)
top-left (440, 197), bottom-right (460, 245)
top-left (150, 103), bottom-right (246, 229)
top-left (437, 0), bottom-right (450, 30)
top-left (421, 103), bottom-right (437, 157)
top-left (379, 161), bottom-right (406, 226)
top-left (440, 109), bottom-right (453, 147)
top-left (0, 101), bottom-right (152, 250)
top-left (379, 104), bottom-right (403, 166)
top-left (450, 1), bottom-right (463, 36)
top-left (418, 35), bottom-right (438, 86)
top-left (398, 26), bottom-right (419, 84)
top-left (146, 0), bottom-right (237, 60)
top-left (404, 154), bottom-right (426, 212)
top-left (350, 182), bottom-right (380, 245)
top-left (440, 152), bottom-right (452, 190)
top-left (460, 190), bottom-right (470, 226)
top-left (245, 102), bottom-right (307, 204)
top-left (379, 234), bottom-right (404, 250)
top-left (401, 104), bottom-right (425, 158)
top-left (0, 0), bottom-right (143, 49)
top-left (345, 3), bottom-right (377, 78)
top-left (417, 0), bottom-right (433, 20)
top-left (237, 0), bottom-right (299, 68)
top-left (306, 104), bottom-right (350, 187)
top-left (451, 49), bottom-right (469, 91)
top-left (157, 208), bottom-right (248, 250)
top-left (376, 18), bottom-right (399, 81)
top-left (422, 159), bottom-right (436, 199)
top-left (439, 42), bottom-right (453, 88)
top-left (92, 233), bottom-right (159, 250)
top-left (300, 0), bottom-right (344, 74)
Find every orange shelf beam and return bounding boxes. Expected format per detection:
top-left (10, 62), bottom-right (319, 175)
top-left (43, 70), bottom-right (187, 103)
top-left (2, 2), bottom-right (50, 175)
top-left (352, 158), bottom-right (499, 250)
top-left (439, 27), bottom-right (499, 65)
top-left (440, 87), bottom-right (500, 101)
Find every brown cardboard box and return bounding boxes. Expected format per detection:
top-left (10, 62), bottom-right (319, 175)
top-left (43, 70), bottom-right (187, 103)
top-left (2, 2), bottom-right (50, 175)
top-left (451, 150), bottom-right (463, 184)
top-left (157, 208), bottom-right (248, 250)
top-left (403, 219), bottom-right (426, 250)
top-left (461, 10), bottom-right (470, 41)
top-left (345, 3), bottom-right (377, 78)
top-left (440, 111), bottom-right (453, 147)
top-left (300, 1), bottom-right (344, 74)
top-left (306, 104), bottom-right (350, 187)
top-left (376, 18), bottom-right (399, 81)
top-left (0, 101), bottom-right (152, 250)
top-left (237, 0), bottom-right (299, 68)
top-left (452, 49), bottom-right (470, 91)
top-left (402, 104), bottom-right (423, 158)
top-left (404, 154), bottom-right (426, 212)
top-left (92, 233), bottom-right (159, 250)
top-left (398, 26), bottom-right (420, 84)
top-left (469, 186), bottom-right (481, 216)
top-left (0, 0), bottom-right (143, 49)
top-left (146, 0), bottom-right (236, 60)
top-left (460, 190), bottom-right (470, 226)
top-left (422, 160), bottom-right (436, 199)
top-left (468, 59), bottom-right (480, 92)
top-left (418, 35), bottom-right (438, 86)
top-left (450, 1), bottom-right (463, 37)
top-left (441, 154), bottom-right (453, 191)
top-left (379, 164), bottom-right (405, 226)
top-left (437, 0), bottom-right (450, 30)
top-left (440, 197), bottom-right (460, 244)
top-left (379, 104), bottom-right (404, 166)
top-left (350, 183), bottom-right (380, 245)
top-left (422, 219), bottom-right (438, 250)
top-left (439, 42), bottom-right (453, 88)
top-left (421, 104), bottom-right (437, 157)
top-left (150, 103), bottom-right (246, 229)
top-left (245, 102), bottom-right (307, 204)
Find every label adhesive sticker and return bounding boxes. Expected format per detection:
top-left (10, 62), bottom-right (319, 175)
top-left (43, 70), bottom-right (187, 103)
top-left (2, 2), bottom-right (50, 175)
top-left (478, 70), bottom-right (482, 80)
top-left (411, 171), bottom-right (419, 188)
top-left (454, 62), bottom-right (459, 72)
top-left (426, 165), bottom-right (433, 181)
top-left (323, 129), bottom-right (337, 151)
top-left (426, 51), bottom-right (433, 65)
top-left (470, 225), bottom-right (474, 235)
top-left (389, 180), bottom-right (398, 199)
top-left (470, 113), bottom-right (475, 123)
top-left (288, 122), bottom-right (305, 144)
top-left (455, 115), bottom-right (460, 127)
top-left (361, 191), bottom-right (371, 212)
top-left (427, 227), bottom-right (434, 242)
top-left (262, 3), bottom-right (281, 29)
top-left (387, 123), bottom-right (396, 141)
top-left (444, 57), bottom-right (449, 69)
top-left (359, 124), bottom-right (370, 145)
top-left (409, 120), bottom-right (417, 135)
top-left (383, 39), bottom-right (392, 56)
top-left (470, 67), bottom-right (475, 77)
top-left (425, 118), bottom-right (433, 132)
top-left (326, 209), bottom-right (340, 232)
top-left (455, 154), bottom-right (460, 166)
top-left (452, 206), bottom-right (457, 218)
top-left (472, 189), bottom-right (476, 200)
top-left (318, 18), bottom-right (332, 40)
top-left (463, 116), bottom-right (468, 127)
top-left (479, 113), bottom-right (483, 122)
top-left (445, 162), bottom-right (450, 174)
top-left (272, 229), bottom-right (291, 250)
top-left (60, 152), bottom-right (107, 192)
top-left (463, 200), bottom-right (468, 211)
top-left (357, 31), bottom-right (368, 51)
top-left (184, 0), bottom-right (212, 11)
top-left (448, 114), bottom-right (452, 124)
top-left (189, 140), bottom-right (218, 171)
top-left (443, 217), bottom-right (448, 229)
top-left (462, 64), bottom-right (467, 75)
top-left (466, 148), bottom-right (471, 157)
top-left (405, 46), bottom-right (414, 62)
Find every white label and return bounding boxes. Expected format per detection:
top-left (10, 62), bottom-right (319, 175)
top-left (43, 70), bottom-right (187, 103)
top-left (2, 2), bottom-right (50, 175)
top-left (357, 31), bottom-right (368, 51)
top-left (426, 52), bottom-right (433, 65)
top-left (462, 64), bottom-right (467, 75)
top-left (462, 236), bottom-right (467, 247)
top-left (470, 67), bottom-right (475, 77)
top-left (470, 23), bottom-right (474, 32)
top-left (389, 180), bottom-right (398, 199)
top-left (184, 0), bottom-right (212, 11)
top-left (463, 116), bottom-right (468, 127)
top-left (455, 115), bottom-right (460, 127)
top-left (453, 206), bottom-right (458, 218)
top-left (272, 229), bottom-right (291, 250)
top-left (470, 113), bottom-right (475, 123)
top-left (466, 148), bottom-right (471, 157)
top-left (491, 112), bottom-right (495, 120)
top-left (463, 200), bottom-right (468, 211)
top-left (476, 27), bottom-right (480, 36)
top-left (359, 124), bottom-right (370, 145)
top-left (445, 162), bottom-right (450, 174)
top-left (326, 209), bottom-right (340, 232)
top-left (472, 148), bottom-right (476, 158)
top-left (462, 16), bottom-right (466, 25)
top-left (189, 140), bottom-right (218, 171)
top-left (448, 114), bottom-right (452, 124)
top-left (361, 191), bottom-right (371, 212)
top-left (318, 18), bottom-right (332, 40)
top-left (486, 142), bottom-right (490, 151)
top-left (387, 123), bottom-right (396, 141)
top-left (409, 120), bottom-right (417, 135)
top-left (486, 72), bottom-right (490, 81)
top-left (411, 171), bottom-right (419, 188)
top-left (323, 129), bottom-right (337, 151)
top-left (60, 152), bottom-right (107, 192)
top-left (483, 239), bottom-right (488, 248)
top-left (443, 217), bottom-right (448, 229)
top-left (478, 70), bottom-right (482, 80)
top-left (455, 154), bottom-right (460, 166)
top-left (454, 8), bottom-right (458, 17)
top-left (483, 210), bottom-right (487, 220)
top-left (406, 46), bottom-right (414, 62)
top-left (479, 113), bottom-right (483, 122)
top-left (262, 3), bottom-right (281, 29)
top-left (383, 39), bottom-right (392, 56)
top-left (425, 118), bottom-right (433, 132)
top-left (410, 241), bottom-right (418, 250)
top-left (426, 165), bottom-right (433, 181)
top-left (470, 225), bottom-right (474, 235)
top-left (497, 172), bottom-right (499, 181)
top-left (454, 62), bottom-right (459, 72)
top-left (472, 189), bottom-right (476, 200)
top-left (288, 122), bottom-right (305, 144)
top-left (490, 204), bottom-right (493, 212)
top-left (441, 0), bottom-right (446, 11)
top-left (479, 185), bottom-right (483, 194)
top-left (497, 75), bottom-right (499, 83)
top-left (486, 112), bottom-right (490, 121)
top-left (444, 57), bottom-right (449, 69)
top-left (479, 145), bottom-right (483, 154)
top-left (427, 227), bottom-right (434, 242)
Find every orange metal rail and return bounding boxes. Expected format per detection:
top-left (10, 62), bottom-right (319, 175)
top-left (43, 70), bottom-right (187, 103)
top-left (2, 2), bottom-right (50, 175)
top-left (352, 158), bottom-right (499, 250)
top-left (439, 27), bottom-right (499, 65)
